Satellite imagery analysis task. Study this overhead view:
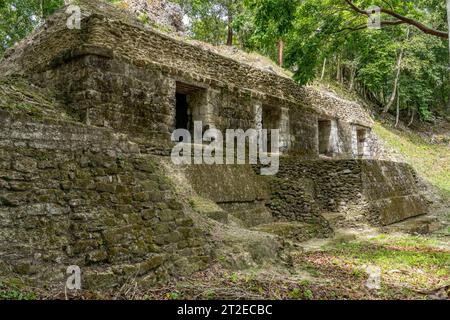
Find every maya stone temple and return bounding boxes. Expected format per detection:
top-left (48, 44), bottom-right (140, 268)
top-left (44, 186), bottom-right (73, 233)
top-left (0, 0), bottom-right (432, 289)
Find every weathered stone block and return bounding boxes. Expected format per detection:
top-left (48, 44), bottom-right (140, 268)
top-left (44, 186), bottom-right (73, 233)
top-left (83, 269), bottom-right (116, 290)
top-left (9, 181), bottom-right (33, 191)
top-left (133, 192), bottom-right (150, 202)
top-left (136, 255), bottom-right (164, 275)
top-left (133, 158), bottom-right (156, 173)
top-left (96, 182), bottom-right (116, 193)
top-left (141, 209), bottom-right (156, 220)
top-left (86, 249), bottom-right (108, 263)
top-left (13, 158), bottom-right (37, 173)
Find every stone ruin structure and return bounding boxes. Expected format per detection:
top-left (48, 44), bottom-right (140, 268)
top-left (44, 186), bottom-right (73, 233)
top-left (0, 0), bottom-right (429, 289)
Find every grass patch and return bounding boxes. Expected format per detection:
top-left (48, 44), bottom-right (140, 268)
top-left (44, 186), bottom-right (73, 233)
top-left (327, 237), bottom-right (450, 292)
top-left (368, 234), bottom-right (441, 249)
top-left (290, 233), bottom-right (449, 298)
top-left (0, 282), bottom-right (37, 300)
top-left (333, 242), bottom-right (449, 271)
top-left (373, 123), bottom-right (450, 199)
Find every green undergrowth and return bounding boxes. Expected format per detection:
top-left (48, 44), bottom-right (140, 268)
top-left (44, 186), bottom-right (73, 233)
top-left (374, 122), bottom-right (450, 200)
top-left (0, 281), bottom-right (37, 300)
top-left (316, 234), bottom-right (450, 294)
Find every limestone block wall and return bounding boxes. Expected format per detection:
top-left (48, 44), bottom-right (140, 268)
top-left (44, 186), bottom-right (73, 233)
top-left (0, 112), bottom-right (210, 289)
top-left (361, 160), bottom-right (429, 225)
top-left (33, 55), bottom-right (176, 142)
top-left (0, 1), bottom-right (374, 133)
top-left (33, 54), bottom-right (285, 153)
top-left (263, 157), bottom-right (428, 226)
top-left (266, 158), bottom-right (361, 222)
top-left (208, 88), bottom-right (255, 132)
top-left (32, 50), bottom-right (327, 159)
top-left (287, 104), bottom-right (318, 156)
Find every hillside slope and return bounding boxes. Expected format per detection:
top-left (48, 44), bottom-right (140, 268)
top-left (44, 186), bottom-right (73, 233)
top-left (374, 122), bottom-right (450, 200)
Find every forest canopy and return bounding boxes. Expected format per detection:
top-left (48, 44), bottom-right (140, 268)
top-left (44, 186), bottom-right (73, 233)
top-left (0, 0), bottom-right (449, 121)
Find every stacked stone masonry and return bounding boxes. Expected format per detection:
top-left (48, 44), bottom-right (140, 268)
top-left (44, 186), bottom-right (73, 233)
top-left (265, 158), bottom-right (429, 226)
top-left (0, 113), bottom-right (210, 289)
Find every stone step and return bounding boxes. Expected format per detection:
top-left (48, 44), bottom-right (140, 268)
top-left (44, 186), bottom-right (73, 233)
top-left (382, 215), bottom-right (445, 235)
top-left (223, 203), bottom-right (273, 228)
top-left (252, 221), bottom-right (332, 243)
top-left (321, 210), bottom-right (368, 229)
top-left (321, 211), bottom-right (346, 224)
top-left (188, 196), bottom-right (229, 224)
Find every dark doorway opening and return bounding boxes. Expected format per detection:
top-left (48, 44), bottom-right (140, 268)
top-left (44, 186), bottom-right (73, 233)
top-left (175, 82), bottom-right (207, 134)
top-left (175, 93), bottom-right (189, 130)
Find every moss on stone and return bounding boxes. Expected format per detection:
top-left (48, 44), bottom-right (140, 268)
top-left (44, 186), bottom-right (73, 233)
top-left (188, 196), bottom-right (222, 214)
top-left (253, 222), bottom-right (330, 242)
top-left (0, 76), bottom-right (73, 121)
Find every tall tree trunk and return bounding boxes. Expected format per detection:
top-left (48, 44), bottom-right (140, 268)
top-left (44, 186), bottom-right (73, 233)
top-left (226, 11), bottom-right (233, 46)
top-left (40, 0), bottom-right (44, 21)
top-left (320, 58), bottom-right (327, 80)
top-left (383, 28), bottom-right (410, 114)
top-left (408, 108), bottom-right (415, 126)
top-left (349, 67), bottom-right (356, 91)
top-left (277, 39), bottom-right (284, 66)
top-left (447, 0), bottom-right (450, 108)
top-left (395, 88), bottom-right (400, 127)
top-left (336, 57), bottom-right (341, 83)
top-left (383, 51), bottom-right (403, 113)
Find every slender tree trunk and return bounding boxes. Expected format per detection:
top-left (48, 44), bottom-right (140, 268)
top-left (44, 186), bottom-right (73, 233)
top-left (383, 52), bottom-right (403, 113)
top-left (277, 39), bottom-right (284, 66)
top-left (395, 88), bottom-right (400, 127)
top-left (336, 57), bottom-right (341, 83)
top-left (320, 58), bottom-right (327, 80)
top-left (383, 28), bottom-right (410, 114)
top-left (447, 0), bottom-right (450, 108)
top-left (349, 67), bottom-right (356, 91)
top-left (40, 0), bottom-right (44, 21)
top-left (226, 10), bottom-right (233, 46)
top-left (408, 108), bottom-right (415, 126)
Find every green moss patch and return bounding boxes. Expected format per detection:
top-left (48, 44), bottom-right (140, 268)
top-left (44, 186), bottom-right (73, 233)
top-left (253, 222), bottom-right (328, 242)
top-left (0, 280), bottom-right (38, 300)
top-left (0, 77), bottom-right (73, 121)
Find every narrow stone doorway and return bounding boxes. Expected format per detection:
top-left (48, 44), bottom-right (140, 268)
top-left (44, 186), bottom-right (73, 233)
top-left (175, 81), bottom-right (207, 133)
top-left (262, 104), bottom-right (281, 152)
top-left (318, 120), bottom-right (331, 156)
top-left (175, 93), bottom-right (189, 130)
top-left (357, 128), bottom-right (367, 157)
